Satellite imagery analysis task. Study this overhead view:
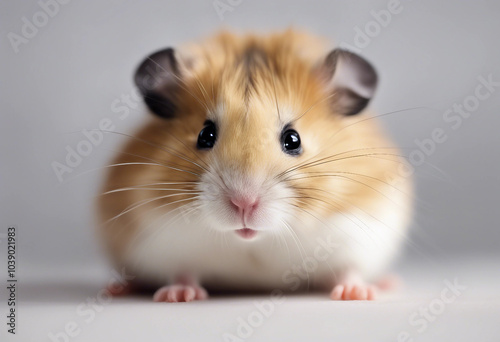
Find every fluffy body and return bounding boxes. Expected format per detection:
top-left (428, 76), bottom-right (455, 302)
top-left (97, 30), bottom-right (412, 300)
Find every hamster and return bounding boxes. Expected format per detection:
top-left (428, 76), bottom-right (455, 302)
top-left (97, 29), bottom-right (412, 302)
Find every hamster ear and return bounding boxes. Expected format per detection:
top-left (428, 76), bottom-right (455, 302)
top-left (319, 49), bottom-right (378, 115)
top-left (134, 48), bottom-right (181, 118)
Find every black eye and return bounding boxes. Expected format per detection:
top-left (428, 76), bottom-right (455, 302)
top-left (281, 129), bottom-right (302, 155)
top-left (197, 120), bottom-right (217, 149)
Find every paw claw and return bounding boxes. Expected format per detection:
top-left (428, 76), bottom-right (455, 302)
top-left (330, 285), bottom-right (344, 300)
top-left (351, 285), bottom-right (362, 300)
top-left (367, 285), bottom-right (377, 300)
top-left (343, 284), bottom-right (353, 300)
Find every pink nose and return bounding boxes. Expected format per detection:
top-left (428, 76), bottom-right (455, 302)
top-left (230, 196), bottom-right (259, 225)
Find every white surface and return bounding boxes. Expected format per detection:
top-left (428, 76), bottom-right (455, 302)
top-left (2, 257), bottom-right (499, 342)
top-left (1, 0), bottom-right (500, 271)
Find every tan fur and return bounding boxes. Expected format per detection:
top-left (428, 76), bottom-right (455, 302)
top-left (97, 30), bottom-right (412, 283)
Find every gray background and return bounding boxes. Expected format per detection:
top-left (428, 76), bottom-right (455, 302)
top-left (1, 0), bottom-right (499, 271)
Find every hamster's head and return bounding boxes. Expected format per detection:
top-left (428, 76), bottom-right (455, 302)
top-left (133, 31), bottom-right (388, 241)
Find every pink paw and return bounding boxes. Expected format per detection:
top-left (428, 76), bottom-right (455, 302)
top-left (153, 284), bottom-right (208, 303)
top-left (330, 283), bottom-right (377, 301)
top-left (329, 273), bottom-right (401, 301)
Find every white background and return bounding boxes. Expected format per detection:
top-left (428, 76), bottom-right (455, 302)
top-left (2, 0), bottom-right (500, 268)
top-left (1, 1), bottom-right (500, 341)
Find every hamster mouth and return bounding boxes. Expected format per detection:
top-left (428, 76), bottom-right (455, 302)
top-left (235, 228), bottom-right (257, 239)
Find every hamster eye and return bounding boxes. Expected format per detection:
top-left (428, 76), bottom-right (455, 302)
top-left (197, 120), bottom-right (217, 149)
top-left (281, 129), bottom-right (302, 155)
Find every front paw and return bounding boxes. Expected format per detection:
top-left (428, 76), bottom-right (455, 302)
top-left (329, 273), bottom-right (400, 300)
top-left (329, 270), bottom-right (377, 301)
top-left (153, 284), bottom-right (208, 303)
top-left (330, 283), bottom-right (377, 300)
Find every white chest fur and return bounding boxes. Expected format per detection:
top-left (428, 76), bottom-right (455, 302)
top-left (124, 186), bottom-right (410, 291)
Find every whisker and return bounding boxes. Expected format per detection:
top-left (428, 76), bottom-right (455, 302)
top-left (125, 196), bottom-right (203, 242)
top-left (288, 173), bottom-right (402, 208)
top-left (293, 185), bottom-right (431, 259)
top-left (106, 181), bottom-right (198, 188)
top-left (97, 130), bottom-right (209, 174)
top-left (127, 200), bottom-right (206, 269)
top-left (289, 196), bottom-right (377, 246)
top-left (62, 162), bottom-right (201, 186)
top-left (286, 202), bottom-right (366, 250)
top-left (330, 106), bottom-right (433, 143)
top-left (288, 152), bottom-right (405, 175)
top-left (159, 130), bottom-right (211, 170)
top-left (283, 107), bottom-right (433, 182)
top-left (100, 187), bottom-right (199, 196)
top-left (276, 147), bottom-right (401, 180)
top-left (291, 170), bottom-right (417, 203)
top-left (103, 193), bottom-right (201, 225)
